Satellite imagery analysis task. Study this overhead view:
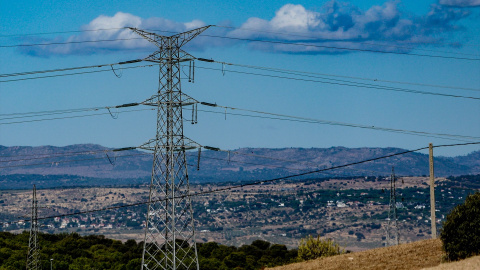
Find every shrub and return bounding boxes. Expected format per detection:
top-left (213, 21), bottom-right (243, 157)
top-left (298, 235), bottom-right (344, 261)
top-left (440, 192), bottom-right (480, 261)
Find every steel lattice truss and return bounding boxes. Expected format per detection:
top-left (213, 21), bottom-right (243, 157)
top-left (385, 167), bottom-right (399, 247)
top-left (26, 185), bottom-right (40, 270)
top-left (129, 26), bottom-right (210, 270)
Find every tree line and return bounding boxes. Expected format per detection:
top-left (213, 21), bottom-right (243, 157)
top-left (0, 231), bottom-right (298, 269)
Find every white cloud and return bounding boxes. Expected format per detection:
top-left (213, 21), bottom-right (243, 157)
top-left (227, 1), bottom-right (471, 54)
top-left (19, 1), bottom-right (475, 56)
top-left (20, 12), bottom-right (210, 56)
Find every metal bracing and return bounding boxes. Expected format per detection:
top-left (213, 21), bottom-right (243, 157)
top-left (385, 167), bottom-right (399, 246)
top-left (26, 184), bottom-right (40, 270)
top-left (129, 26), bottom-right (210, 270)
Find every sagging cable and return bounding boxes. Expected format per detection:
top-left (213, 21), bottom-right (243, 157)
top-left (110, 65), bottom-right (123, 78)
top-left (105, 150), bottom-right (116, 166)
top-left (107, 107), bottom-right (119, 119)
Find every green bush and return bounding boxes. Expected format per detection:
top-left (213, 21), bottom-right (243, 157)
top-left (440, 192), bottom-right (480, 261)
top-left (298, 235), bottom-right (344, 261)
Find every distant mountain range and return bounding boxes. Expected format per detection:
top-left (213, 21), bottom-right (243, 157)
top-left (0, 144), bottom-right (479, 188)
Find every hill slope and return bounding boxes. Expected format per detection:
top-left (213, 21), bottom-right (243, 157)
top-left (267, 239), bottom-right (444, 270)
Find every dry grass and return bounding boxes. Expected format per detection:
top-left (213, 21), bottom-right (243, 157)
top-left (422, 255), bottom-right (480, 270)
top-left (267, 239), bottom-right (444, 270)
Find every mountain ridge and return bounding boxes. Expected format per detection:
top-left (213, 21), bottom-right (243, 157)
top-left (0, 144), bottom-right (478, 184)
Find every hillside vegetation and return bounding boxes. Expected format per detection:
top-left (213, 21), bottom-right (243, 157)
top-left (0, 232), bottom-right (297, 269)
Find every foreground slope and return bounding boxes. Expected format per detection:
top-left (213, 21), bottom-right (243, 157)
top-left (267, 239), bottom-right (443, 270)
top-left (423, 255), bottom-right (480, 270)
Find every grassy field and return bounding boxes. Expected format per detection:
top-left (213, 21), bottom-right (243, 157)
top-left (267, 238), bottom-right (444, 270)
top-left (268, 238), bottom-right (480, 270)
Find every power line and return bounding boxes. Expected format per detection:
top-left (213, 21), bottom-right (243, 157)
top-left (0, 152), bottom-right (150, 169)
top-left (194, 64), bottom-right (480, 101)
top-left (0, 107), bottom-right (105, 121)
top-left (0, 108), bottom-right (155, 126)
top-left (0, 37), bottom-right (145, 48)
top-left (0, 64), bottom-right (154, 83)
top-left (194, 104), bottom-right (480, 141)
top-left (214, 25), bottom-right (480, 58)
top-left (0, 148), bottom-right (122, 163)
top-left (2, 97), bottom-right (477, 141)
top-left (5, 25), bottom-right (475, 57)
top-left (0, 27), bottom-right (126, 38)
top-left (3, 53), bottom-right (477, 97)
top-left (201, 34), bottom-right (480, 61)
top-left (3, 28), bottom-right (479, 61)
top-left (0, 59), bottom-right (142, 78)
top-left (197, 108), bottom-right (475, 142)
top-left (210, 60), bottom-right (480, 93)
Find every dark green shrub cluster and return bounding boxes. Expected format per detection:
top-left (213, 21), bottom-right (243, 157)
top-left (0, 232), bottom-right (297, 269)
top-left (0, 232), bottom-right (143, 269)
top-left (298, 235), bottom-right (344, 261)
top-left (440, 192), bottom-right (480, 261)
top-left (198, 239), bottom-right (298, 269)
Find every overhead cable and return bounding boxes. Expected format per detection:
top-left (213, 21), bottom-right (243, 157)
top-left (2, 28), bottom-right (479, 61)
top-left (206, 60), bottom-right (480, 93)
top-left (193, 64), bottom-right (480, 101)
top-left (195, 103), bottom-right (480, 141)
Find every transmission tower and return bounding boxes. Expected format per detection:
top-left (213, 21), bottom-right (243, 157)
top-left (129, 26), bottom-right (210, 270)
top-left (385, 167), bottom-right (399, 246)
top-left (26, 184), bottom-right (40, 270)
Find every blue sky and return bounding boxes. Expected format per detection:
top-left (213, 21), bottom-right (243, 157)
top-left (1, 0), bottom-right (479, 157)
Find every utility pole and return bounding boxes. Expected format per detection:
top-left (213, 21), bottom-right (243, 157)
top-left (129, 26), bottom-right (210, 270)
top-left (26, 184), bottom-right (40, 270)
top-left (429, 143), bottom-right (437, 239)
top-left (385, 167), bottom-right (399, 246)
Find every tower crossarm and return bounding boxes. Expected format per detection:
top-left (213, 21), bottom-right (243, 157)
top-left (128, 26), bottom-right (211, 49)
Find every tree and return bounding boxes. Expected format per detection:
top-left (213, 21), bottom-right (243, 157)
top-left (298, 235), bottom-right (344, 261)
top-left (440, 192), bottom-right (480, 261)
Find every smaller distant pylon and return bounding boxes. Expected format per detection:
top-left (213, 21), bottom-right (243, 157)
top-left (26, 184), bottom-right (41, 270)
top-left (385, 167), bottom-right (399, 246)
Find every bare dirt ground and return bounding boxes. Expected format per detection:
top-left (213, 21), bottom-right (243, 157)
top-left (267, 239), bottom-right (444, 270)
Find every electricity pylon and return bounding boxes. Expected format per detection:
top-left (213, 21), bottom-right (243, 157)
top-left (385, 167), bottom-right (399, 246)
top-left (129, 26), bottom-right (210, 270)
top-left (26, 184), bottom-right (40, 270)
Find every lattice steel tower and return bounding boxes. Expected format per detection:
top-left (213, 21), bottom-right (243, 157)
top-left (385, 167), bottom-right (399, 246)
top-left (26, 184), bottom-right (40, 270)
top-left (129, 26), bottom-right (210, 270)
